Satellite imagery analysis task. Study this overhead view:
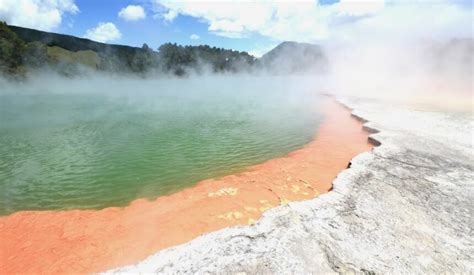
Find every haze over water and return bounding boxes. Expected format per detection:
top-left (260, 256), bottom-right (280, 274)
top-left (0, 76), bottom-right (324, 215)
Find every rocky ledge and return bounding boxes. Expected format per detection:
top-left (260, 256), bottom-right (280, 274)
top-left (108, 98), bottom-right (473, 274)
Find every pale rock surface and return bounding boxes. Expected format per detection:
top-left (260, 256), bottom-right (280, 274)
top-left (107, 98), bottom-right (474, 274)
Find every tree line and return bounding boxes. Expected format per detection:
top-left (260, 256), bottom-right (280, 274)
top-left (0, 22), bottom-right (256, 77)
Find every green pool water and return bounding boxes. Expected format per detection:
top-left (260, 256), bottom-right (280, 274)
top-left (0, 76), bottom-right (324, 215)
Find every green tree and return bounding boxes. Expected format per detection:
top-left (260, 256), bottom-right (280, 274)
top-left (0, 22), bottom-right (26, 73)
top-left (23, 41), bottom-right (48, 68)
top-left (156, 42), bottom-right (255, 75)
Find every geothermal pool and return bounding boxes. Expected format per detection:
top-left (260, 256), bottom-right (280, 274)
top-left (0, 76), bottom-right (324, 215)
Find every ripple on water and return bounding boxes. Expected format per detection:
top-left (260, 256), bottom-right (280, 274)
top-left (0, 82), bottom-right (323, 215)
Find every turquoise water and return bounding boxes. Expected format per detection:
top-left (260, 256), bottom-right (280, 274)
top-left (0, 76), bottom-right (324, 215)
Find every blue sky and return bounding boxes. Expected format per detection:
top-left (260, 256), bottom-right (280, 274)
top-left (56, 0), bottom-right (284, 55)
top-left (0, 0), bottom-right (471, 57)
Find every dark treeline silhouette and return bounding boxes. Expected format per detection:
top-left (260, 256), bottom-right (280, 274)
top-left (157, 43), bottom-right (255, 75)
top-left (0, 22), bottom-right (327, 77)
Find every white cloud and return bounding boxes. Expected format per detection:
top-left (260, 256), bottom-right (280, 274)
top-left (84, 22), bottom-right (122, 43)
top-left (162, 9), bottom-right (178, 22)
top-left (152, 0), bottom-right (327, 41)
top-left (190, 33), bottom-right (200, 40)
top-left (151, 0), bottom-right (471, 43)
top-left (333, 2), bottom-right (472, 42)
top-left (118, 5), bottom-right (146, 21)
top-left (0, 0), bottom-right (79, 31)
top-left (338, 0), bottom-right (385, 16)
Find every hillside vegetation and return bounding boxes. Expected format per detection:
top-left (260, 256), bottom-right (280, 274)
top-left (47, 47), bottom-right (100, 68)
top-left (260, 41), bottom-right (328, 74)
top-left (0, 22), bottom-right (327, 77)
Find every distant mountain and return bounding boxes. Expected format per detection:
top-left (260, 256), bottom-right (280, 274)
top-left (7, 24), bottom-right (154, 73)
top-left (0, 23), bottom-right (157, 75)
top-left (8, 25), bottom-right (147, 57)
top-left (259, 41), bottom-right (328, 74)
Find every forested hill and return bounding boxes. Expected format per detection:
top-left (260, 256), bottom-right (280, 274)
top-left (0, 22), bottom-right (327, 77)
top-left (260, 41), bottom-right (328, 74)
top-left (8, 25), bottom-right (143, 54)
top-left (5, 24), bottom-right (156, 74)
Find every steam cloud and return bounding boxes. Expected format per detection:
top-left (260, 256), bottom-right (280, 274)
top-left (319, 1), bottom-right (473, 111)
top-left (0, 1), bottom-right (472, 112)
top-left (323, 39), bottom-right (473, 111)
